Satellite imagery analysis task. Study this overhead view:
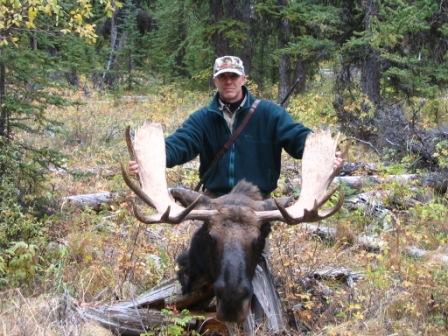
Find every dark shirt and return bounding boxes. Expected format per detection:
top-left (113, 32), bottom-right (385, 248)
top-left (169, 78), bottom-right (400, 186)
top-left (220, 95), bottom-right (245, 114)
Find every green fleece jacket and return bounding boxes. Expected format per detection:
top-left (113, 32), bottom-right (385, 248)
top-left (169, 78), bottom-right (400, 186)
top-left (165, 86), bottom-right (311, 195)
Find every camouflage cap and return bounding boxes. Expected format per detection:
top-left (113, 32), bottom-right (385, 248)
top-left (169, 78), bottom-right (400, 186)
top-left (213, 56), bottom-right (245, 78)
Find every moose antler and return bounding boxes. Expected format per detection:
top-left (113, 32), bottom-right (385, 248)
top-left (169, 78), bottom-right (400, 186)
top-left (123, 123), bottom-right (342, 225)
top-left (122, 122), bottom-right (217, 224)
top-left (255, 130), bottom-right (344, 224)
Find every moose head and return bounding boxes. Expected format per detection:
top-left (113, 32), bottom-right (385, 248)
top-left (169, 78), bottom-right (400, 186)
top-left (122, 122), bottom-right (343, 323)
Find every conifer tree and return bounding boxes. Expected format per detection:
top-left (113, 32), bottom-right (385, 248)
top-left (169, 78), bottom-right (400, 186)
top-left (0, 0), bottom-right (120, 243)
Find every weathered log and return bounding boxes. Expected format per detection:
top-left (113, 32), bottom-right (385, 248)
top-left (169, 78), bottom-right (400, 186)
top-left (49, 165), bottom-right (117, 177)
top-left (61, 192), bottom-right (124, 210)
top-left (333, 174), bottom-right (417, 189)
top-left (287, 174), bottom-right (418, 195)
top-left (301, 223), bottom-right (448, 265)
top-left (80, 264), bottom-right (286, 336)
top-left (81, 306), bottom-right (171, 336)
top-left (312, 267), bottom-right (363, 288)
top-left (79, 278), bottom-right (214, 335)
top-left (345, 190), bottom-right (392, 213)
top-left (403, 246), bottom-right (448, 265)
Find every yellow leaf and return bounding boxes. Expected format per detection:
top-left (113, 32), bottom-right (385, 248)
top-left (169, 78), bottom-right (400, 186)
top-left (25, 21), bottom-right (36, 29)
top-left (73, 13), bottom-right (83, 24)
top-left (28, 6), bottom-right (37, 21)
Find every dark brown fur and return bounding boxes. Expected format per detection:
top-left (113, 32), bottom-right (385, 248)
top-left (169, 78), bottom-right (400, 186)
top-left (174, 180), bottom-right (275, 323)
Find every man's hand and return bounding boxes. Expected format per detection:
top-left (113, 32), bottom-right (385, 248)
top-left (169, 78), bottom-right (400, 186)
top-left (334, 151), bottom-right (344, 171)
top-left (128, 160), bottom-right (139, 174)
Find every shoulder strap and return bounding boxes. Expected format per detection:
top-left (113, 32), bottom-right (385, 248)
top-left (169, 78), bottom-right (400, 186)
top-left (194, 99), bottom-right (260, 191)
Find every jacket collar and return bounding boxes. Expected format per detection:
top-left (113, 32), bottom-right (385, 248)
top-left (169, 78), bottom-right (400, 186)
top-left (208, 86), bottom-right (255, 114)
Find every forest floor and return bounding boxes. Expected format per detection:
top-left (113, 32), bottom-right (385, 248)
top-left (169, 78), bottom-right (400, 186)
top-left (1, 82), bottom-right (447, 336)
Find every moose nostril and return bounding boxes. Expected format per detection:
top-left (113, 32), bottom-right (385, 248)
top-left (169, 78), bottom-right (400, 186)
top-left (214, 280), bottom-right (225, 297)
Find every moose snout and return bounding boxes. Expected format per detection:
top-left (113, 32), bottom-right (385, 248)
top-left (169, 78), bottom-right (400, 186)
top-left (214, 279), bottom-right (253, 323)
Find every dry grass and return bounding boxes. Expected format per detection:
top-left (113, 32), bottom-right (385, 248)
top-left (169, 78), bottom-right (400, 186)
top-left (4, 84), bottom-right (448, 335)
top-left (0, 289), bottom-right (113, 336)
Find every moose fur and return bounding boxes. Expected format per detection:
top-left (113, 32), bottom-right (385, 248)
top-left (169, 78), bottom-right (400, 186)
top-left (172, 180), bottom-right (279, 323)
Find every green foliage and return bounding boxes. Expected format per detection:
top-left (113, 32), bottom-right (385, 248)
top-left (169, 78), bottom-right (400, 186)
top-left (147, 0), bottom-right (213, 82)
top-left (340, 0), bottom-right (448, 100)
top-left (0, 142), bottom-right (45, 247)
top-left (410, 202), bottom-right (448, 225)
top-left (408, 201), bottom-right (448, 249)
top-left (206, 19), bottom-right (248, 48)
top-left (3, 242), bottom-right (40, 286)
top-left (283, 0), bottom-right (342, 57)
top-left (433, 140), bottom-right (448, 168)
top-left (288, 84), bottom-right (337, 127)
top-left (141, 309), bottom-right (201, 336)
top-left (0, 0), bottom-right (117, 290)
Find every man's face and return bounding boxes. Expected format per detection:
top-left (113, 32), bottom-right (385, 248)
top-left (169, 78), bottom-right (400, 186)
top-left (213, 73), bottom-right (246, 103)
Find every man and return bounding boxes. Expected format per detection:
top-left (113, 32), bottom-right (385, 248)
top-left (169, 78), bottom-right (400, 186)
top-left (129, 55), bottom-right (343, 195)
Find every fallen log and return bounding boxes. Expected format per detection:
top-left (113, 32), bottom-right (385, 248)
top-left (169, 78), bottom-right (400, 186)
top-left (300, 223), bottom-right (448, 265)
top-left (80, 262), bottom-right (286, 336)
top-left (49, 165), bottom-right (117, 177)
top-left (59, 173), bottom-right (426, 212)
top-left (81, 306), bottom-right (171, 336)
top-left (403, 246), bottom-right (448, 265)
top-left (333, 174), bottom-right (417, 189)
top-left (79, 278), bottom-right (214, 336)
top-left (313, 267), bottom-right (363, 288)
top-left (288, 174), bottom-right (418, 194)
top-left (61, 192), bottom-right (124, 210)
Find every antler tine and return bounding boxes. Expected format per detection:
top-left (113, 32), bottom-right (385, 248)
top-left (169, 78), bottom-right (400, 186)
top-left (131, 193), bottom-right (215, 224)
top-left (316, 191), bottom-right (344, 219)
top-left (125, 126), bottom-right (136, 161)
top-left (132, 202), bottom-right (171, 224)
top-left (123, 122), bottom-right (217, 224)
top-left (121, 163), bottom-right (159, 209)
top-left (273, 198), bottom-right (296, 224)
top-left (256, 130), bottom-right (344, 224)
top-left (272, 184), bottom-right (342, 224)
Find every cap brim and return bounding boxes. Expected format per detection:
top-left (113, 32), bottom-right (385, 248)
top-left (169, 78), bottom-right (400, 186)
top-left (213, 69), bottom-right (244, 78)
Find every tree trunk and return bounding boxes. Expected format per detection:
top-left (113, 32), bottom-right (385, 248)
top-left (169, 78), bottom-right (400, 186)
top-left (103, 10), bottom-right (120, 88)
top-left (335, 61), bottom-right (352, 94)
top-left (361, 51), bottom-right (380, 105)
top-left (277, 0), bottom-right (291, 105)
top-left (239, 0), bottom-right (253, 75)
top-left (173, 1), bottom-right (188, 77)
top-left (293, 59), bottom-right (306, 94)
top-left (257, 26), bottom-right (267, 91)
top-left (0, 48), bottom-right (7, 138)
top-left (209, 0), bottom-right (230, 56)
top-left (361, 0), bottom-right (381, 105)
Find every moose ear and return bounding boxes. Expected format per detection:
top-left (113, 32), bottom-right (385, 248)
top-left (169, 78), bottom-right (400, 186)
top-left (169, 187), bottom-right (212, 208)
top-left (259, 196), bottom-right (294, 211)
